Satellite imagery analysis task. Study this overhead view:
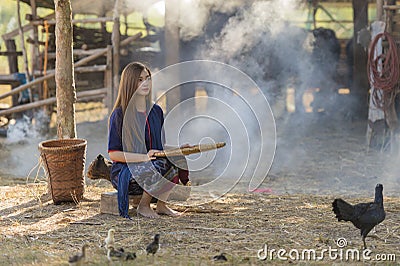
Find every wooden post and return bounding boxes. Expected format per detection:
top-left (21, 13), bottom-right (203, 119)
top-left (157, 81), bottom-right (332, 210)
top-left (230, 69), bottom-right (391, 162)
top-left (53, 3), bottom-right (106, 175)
top-left (165, 0), bottom-right (181, 112)
top-left (366, 21), bottom-right (385, 149)
top-left (352, 0), bottom-right (369, 119)
top-left (377, 0), bottom-right (384, 21)
top-left (17, 0), bottom-right (32, 103)
top-left (54, 0), bottom-right (76, 139)
top-left (105, 45), bottom-right (113, 112)
top-left (111, 0), bottom-right (121, 106)
top-left (5, 40), bottom-right (19, 107)
top-left (29, 0), bottom-right (40, 77)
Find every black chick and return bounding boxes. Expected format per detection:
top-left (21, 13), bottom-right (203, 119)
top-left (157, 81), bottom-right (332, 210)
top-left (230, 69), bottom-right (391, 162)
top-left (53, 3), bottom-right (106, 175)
top-left (68, 244), bottom-right (88, 266)
top-left (213, 253), bottom-right (228, 262)
top-left (124, 252), bottom-right (137, 261)
top-left (146, 234), bottom-right (160, 255)
top-left (332, 184), bottom-right (386, 249)
top-left (108, 247), bottom-right (136, 261)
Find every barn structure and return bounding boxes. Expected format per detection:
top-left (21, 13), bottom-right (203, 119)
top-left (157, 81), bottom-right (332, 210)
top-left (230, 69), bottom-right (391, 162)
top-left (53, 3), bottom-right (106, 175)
top-left (0, 0), bottom-right (398, 150)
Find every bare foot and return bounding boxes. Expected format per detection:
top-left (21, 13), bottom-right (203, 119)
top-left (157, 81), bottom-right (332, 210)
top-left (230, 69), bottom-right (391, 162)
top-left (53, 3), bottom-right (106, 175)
top-left (156, 203), bottom-right (181, 217)
top-left (137, 205), bottom-right (159, 218)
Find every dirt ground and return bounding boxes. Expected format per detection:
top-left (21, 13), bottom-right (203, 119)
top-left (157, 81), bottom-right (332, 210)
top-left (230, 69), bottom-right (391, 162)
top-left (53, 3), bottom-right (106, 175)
top-left (0, 105), bottom-right (399, 265)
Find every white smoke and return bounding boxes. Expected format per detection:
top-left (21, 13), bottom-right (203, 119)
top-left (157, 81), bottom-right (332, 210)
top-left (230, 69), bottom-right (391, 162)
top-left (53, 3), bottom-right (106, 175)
top-left (178, 0), bottom-right (245, 41)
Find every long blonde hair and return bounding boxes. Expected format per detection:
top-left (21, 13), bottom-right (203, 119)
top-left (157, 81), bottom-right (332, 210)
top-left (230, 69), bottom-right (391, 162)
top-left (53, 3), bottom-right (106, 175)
top-left (110, 62), bottom-right (152, 152)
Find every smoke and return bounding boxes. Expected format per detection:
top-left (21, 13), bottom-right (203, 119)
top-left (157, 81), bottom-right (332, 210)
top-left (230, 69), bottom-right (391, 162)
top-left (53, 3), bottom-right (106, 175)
top-left (178, 0), bottom-right (245, 41)
top-left (161, 0), bottom-right (400, 196)
top-left (199, 0), bottom-right (317, 112)
top-left (0, 111), bottom-right (52, 178)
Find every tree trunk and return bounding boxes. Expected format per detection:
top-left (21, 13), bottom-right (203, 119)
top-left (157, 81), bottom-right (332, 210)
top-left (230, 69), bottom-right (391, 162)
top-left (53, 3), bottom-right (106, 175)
top-left (54, 0), bottom-right (76, 139)
top-left (352, 0), bottom-right (369, 119)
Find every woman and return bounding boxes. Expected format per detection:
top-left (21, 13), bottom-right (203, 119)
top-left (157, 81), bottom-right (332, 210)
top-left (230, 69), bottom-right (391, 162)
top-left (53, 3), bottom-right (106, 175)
top-left (108, 62), bottom-right (189, 219)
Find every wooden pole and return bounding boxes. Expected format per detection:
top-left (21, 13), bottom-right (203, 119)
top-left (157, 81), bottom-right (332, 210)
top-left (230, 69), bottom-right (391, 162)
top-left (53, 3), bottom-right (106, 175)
top-left (29, 0), bottom-right (40, 78)
top-left (0, 32), bottom-right (142, 101)
top-left (165, 0), bottom-right (181, 112)
top-left (105, 45), bottom-right (113, 112)
top-left (377, 0), bottom-right (384, 20)
top-left (17, 0), bottom-right (33, 103)
top-left (112, 0), bottom-right (121, 106)
top-left (352, 0), bottom-right (369, 119)
top-left (54, 0), bottom-right (76, 139)
top-left (5, 40), bottom-right (19, 107)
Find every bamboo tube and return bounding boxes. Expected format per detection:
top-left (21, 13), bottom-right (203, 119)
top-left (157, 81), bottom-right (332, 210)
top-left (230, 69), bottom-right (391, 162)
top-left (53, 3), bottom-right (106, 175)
top-left (154, 142), bottom-right (226, 157)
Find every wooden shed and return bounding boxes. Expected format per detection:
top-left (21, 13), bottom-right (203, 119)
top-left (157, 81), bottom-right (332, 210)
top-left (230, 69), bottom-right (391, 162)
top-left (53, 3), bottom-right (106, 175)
top-left (0, 0), bottom-right (399, 150)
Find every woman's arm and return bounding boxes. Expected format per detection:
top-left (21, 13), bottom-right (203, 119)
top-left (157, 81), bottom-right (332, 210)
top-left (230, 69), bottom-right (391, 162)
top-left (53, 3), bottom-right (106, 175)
top-left (109, 149), bottom-right (160, 163)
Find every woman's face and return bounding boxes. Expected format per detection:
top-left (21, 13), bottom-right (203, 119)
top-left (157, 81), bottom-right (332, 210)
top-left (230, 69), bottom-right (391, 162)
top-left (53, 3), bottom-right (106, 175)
top-left (136, 70), bottom-right (152, 96)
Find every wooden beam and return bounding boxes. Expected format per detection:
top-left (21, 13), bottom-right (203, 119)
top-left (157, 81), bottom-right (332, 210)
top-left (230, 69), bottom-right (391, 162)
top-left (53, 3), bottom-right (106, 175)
top-left (30, 17), bottom-right (113, 26)
top-left (0, 74), bottom-right (21, 85)
top-left (47, 48), bottom-right (107, 59)
top-left (2, 13), bottom-right (54, 41)
top-left (0, 88), bottom-right (107, 117)
top-left (35, 65), bottom-right (107, 76)
top-left (0, 51), bottom-right (23, 56)
top-left (0, 73), bottom-right (55, 101)
top-left (383, 5), bottom-right (400, 10)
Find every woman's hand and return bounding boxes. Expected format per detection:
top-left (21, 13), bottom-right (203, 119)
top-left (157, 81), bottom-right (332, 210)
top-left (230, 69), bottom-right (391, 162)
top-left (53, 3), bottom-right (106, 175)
top-left (147, 149), bottom-right (160, 160)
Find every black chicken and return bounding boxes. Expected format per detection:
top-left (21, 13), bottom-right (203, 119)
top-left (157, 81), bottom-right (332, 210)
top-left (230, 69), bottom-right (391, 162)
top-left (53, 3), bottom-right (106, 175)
top-left (146, 234), bottom-right (160, 256)
top-left (332, 184), bottom-right (386, 249)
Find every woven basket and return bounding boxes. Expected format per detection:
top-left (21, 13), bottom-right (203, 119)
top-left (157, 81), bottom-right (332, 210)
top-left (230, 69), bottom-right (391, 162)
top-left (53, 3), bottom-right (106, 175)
top-left (39, 138), bottom-right (87, 205)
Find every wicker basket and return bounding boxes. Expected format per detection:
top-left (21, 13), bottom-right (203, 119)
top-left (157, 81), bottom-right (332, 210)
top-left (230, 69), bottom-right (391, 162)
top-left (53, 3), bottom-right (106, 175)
top-left (39, 138), bottom-right (87, 205)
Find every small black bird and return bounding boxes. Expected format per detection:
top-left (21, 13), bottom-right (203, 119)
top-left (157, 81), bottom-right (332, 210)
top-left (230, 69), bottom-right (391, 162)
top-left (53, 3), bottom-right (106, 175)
top-left (332, 184), bottom-right (386, 249)
top-left (107, 247), bottom-right (136, 261)
top-left (68, 244), bottom-right (88, 266)
top-left (213, 253), bottom-right (228, 262)
top-left (124, 252), bottom-right (137, 261)
top-left (146, 234), bottom-right (160, 255)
